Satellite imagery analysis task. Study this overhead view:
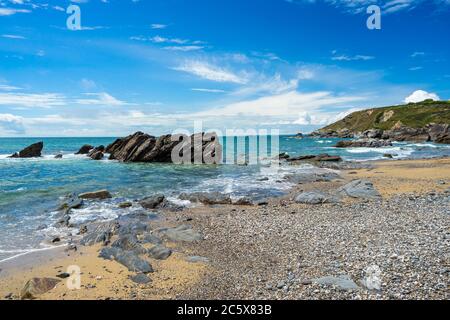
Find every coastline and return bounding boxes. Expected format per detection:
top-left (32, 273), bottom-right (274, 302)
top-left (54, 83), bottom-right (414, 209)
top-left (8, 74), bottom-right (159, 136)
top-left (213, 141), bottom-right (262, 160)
top-left (1, 156), bottom-right (449, 300)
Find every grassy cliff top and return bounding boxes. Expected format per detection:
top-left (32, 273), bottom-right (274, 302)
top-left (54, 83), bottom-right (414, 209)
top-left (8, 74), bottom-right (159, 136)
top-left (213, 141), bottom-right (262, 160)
top-left (320, 100), bottom-right (450, 132)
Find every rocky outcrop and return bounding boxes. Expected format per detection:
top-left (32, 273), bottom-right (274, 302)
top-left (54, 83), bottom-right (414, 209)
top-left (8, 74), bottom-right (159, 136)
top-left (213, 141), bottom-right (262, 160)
top-left (427, 123), bottom-right (450, 144)
top-left (179, 192), bottom-right (232, 205)
top-left (286, 154), bottom-right (342, 162)
top-left (87, 145), bottom-right (105, 160)
top-left (9, 142), bottom-right (43, 158)
top-left (335, 139), bottom-right (393, 148)
top-left (75, 144), bottom-right (94, 155)
top-left (311, 128), bottom-right (354, 138)
top-left (105, 131), bottom-right (222, 164)
top-left (294, 191), bottom-right (340, 205)
top-left (99, 247), bottom-right (153, 273)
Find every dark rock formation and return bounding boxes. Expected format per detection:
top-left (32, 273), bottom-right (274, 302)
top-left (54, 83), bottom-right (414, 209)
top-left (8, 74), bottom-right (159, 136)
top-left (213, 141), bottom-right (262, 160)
top-left (179, 192), bottom-right (232, 205)
top-left (311, 128), bottom-right (354, 138)
top-left (75, 144), bottom-right (94, 155)
top-left (335, 139), bottom-right (393, 148)
top-left (286, 154), bottom-right (342, 162)
top-left (99, 247), bottom-right (153, 273)
top-left (87, 145), bottom-right (105, 160)
top-left (9, 142), bottom-right (43, 158)
top-left (139, 194), bottom-right (165, 209)
top-left (105, 131), bottom-right (222, 163)
top-left (78, 190), bottom-right (112, 200)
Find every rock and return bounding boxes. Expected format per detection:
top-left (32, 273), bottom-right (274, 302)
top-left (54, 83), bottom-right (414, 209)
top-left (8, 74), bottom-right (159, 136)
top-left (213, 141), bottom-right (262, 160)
top-left (361, 129), bottom-right (383, 139)
top-left (57, 215), bottom-right (71, 227)
top-left (118, 201), bottom-right (133, 208)
top-left (4, 292), bottom-right (13, 299)
top-left (75, 144), bottom-right (94, 155)
top-left (142, 234), bottom-right (162, 245)
top-left (106, 131), bottom-right (222, 164)
top-left (311, 128), bottom-right (354, 138)
top-left (99, 247), bottom-right (153, 273)
top-left (9, 142), bottom-right (43, 158)
top-left (232, 197), bottom-right (254, 206)
top-left (383, 153), bottom-right (394, 158)
top-left (287, 154), bottom-right (342, 162)
top-left (278, 152), bottom-right (290, 159)
top-left (179, 192), bottom-right (232, 205)
top-left (335, 139), bottom-right (393, 148)
top-left (79, 190), bottom-right (112, 200)
top-left (385, 126), bottom-right (430, 142)
top-left (80, 221), bottom-right (119, 246)
top-left (51, 237), bottom-right (61, 243)
top-left (185, 256), bottom-right (210, 264)
top-left (54, 154), bottom-right (63, 159)
top-left (129, 273), bottom-right (151, 284)
top-left (79, 225), bottom-right (88, 235)
top-left (89, 150), bottom-right (104, 160)
top-left (285, 171), bottom-right (341, 184)
top-left (111, 234), bottom-right (146, 254)
top-left (56, 273), bottom-right (70, 279)
top-left (36, 224), bottom-right (47, 231)
top-left (338, 179), bottom-right (381, 199)
top-left (139, 194), bottom-right (165, 209)
top-left (147, 245), bottom-right (172, 260)
top-left (20, 278), bottom-right (60, 299)
top-left (294, 191), bottom-right (340, 205)
top-left (59, 194), bottom-right (83, 210)
top-left (312, 275), bottom-right (359, 290)
top-left (159, 225), bottom-right (203, 242)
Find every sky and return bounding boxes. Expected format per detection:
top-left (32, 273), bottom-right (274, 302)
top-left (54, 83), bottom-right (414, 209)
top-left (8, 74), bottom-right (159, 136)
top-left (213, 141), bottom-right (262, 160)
top-left (0, 0), bottom-right (449, 137)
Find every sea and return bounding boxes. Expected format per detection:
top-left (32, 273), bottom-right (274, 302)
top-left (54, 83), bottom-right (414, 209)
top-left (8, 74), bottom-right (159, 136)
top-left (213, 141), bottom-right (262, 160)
top-left (1, 135), bottom-right (449, 262)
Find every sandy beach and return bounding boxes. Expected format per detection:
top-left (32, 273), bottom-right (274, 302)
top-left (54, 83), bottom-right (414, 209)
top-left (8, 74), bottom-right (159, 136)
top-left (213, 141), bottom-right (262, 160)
top-left (1, 157), bottom-right (449, 300)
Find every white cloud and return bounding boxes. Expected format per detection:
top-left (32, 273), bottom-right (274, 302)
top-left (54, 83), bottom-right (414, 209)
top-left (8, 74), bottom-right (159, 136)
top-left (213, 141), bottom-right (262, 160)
top-left (0, 8), bottom-right (31, 16)
top-left (173, 60), bottom-right (248, 84)
top-left (411, 51), bottom-right (425, 57)
top-left (332, 54), bottom-right (375, 61)
top-left (191, 88), bottom-right (226, 93)
top-left (164, 45), bottom-right (204, 52)
top-left (75, 92), bottom-right (128, 106)
top-left (151, 24), bottom-right (167, 29)
top-left (0, 113), bottom-right (25, 134)
top-left (1, 34), bottom-right (26, 39)
top-left (0, 92), bottom-right (66, 107)
top-left (0, 84), bottom-right (22, 91)
top-left (404, 90), bottom-right (440, 103)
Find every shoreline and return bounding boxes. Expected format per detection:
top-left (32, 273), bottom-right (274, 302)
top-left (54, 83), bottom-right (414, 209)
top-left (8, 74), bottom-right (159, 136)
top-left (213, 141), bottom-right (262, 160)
top-left (0, 156), bottom-right (449, 300)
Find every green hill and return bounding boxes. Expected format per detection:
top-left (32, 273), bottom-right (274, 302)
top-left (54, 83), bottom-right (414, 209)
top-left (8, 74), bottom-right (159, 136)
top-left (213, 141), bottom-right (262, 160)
top-left (320, 100), bottom-right (450, 133)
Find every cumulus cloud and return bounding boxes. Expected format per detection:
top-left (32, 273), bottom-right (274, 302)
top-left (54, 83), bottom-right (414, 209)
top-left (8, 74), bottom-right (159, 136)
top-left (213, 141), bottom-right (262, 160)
top-left (404, 90), bottom-right (440, 103)
top-left (0, 113), bottom-right (25, 134)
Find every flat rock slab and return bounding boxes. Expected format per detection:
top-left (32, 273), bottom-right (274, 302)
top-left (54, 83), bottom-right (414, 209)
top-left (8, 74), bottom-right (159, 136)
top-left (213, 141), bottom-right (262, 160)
top-left (99, 247), bottom-right (153, 274)
top-left (295, 191), bottom-right (340, 205)
top-left (185, 256), bottom-right (210, 264)
top-left (338, 179), bottom-right (381, 199)
top-left (312, 275), bottom-right (359, 291)
top-left (129, 273), bottom-right (151, 284)
top-left (148, 245), bottom-right (172, 260)
top-left (159, 225), bottom-right (203, 242)
top-left (142, 234), bottom-right (162, 245)
top-left (285, 171), bottom-right (341, 184)
top-left (79, 190), bottom-right (112, 200)
top-left (21, 277), bottom-right (61, 300)
top-left (112, 234), bottom-right (146, 254)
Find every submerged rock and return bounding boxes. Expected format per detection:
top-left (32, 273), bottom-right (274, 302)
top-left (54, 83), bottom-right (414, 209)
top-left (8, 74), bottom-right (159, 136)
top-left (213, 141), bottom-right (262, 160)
top-left (140, 194), bottom-right (165, 209)
top-left (59, 194), bottom-right (83, 210)
top-left (338, 179), bottom-right (381, 199)
top-left (20, 278), bottom-right (60, 300)
top-left (54, 154), bottom-right (63, 159)
top-left (9, 142), bottom-right (43, 158)
top-left (78, 190), bottom-right (112, 200)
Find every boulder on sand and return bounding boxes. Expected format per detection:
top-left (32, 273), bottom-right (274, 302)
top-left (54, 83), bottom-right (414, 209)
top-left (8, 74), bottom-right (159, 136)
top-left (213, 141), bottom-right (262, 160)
top-left (179, 192), bottom-right (232, 205)
top-left (338, 179), bottom-right (381, 199)
top-left (20, 277), bottom-right (60, 300)
top-left (139, 194), bottom-right (165, 209)
top-left (9, 142), bottom-right (43, 158)
top-left (295, 191), bottom-right (340, 205)
top-left (99, 247), bottom-right (153, 273)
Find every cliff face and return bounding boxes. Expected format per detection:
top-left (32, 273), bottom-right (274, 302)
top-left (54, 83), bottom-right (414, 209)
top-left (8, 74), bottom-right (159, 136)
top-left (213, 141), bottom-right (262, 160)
top-left (313, 100), bottom-right (450, 143)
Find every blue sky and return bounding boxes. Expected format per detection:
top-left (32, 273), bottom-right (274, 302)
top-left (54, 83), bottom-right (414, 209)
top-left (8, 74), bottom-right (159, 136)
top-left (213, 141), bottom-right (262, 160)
top-left (0, 0), bottom-right (449, 137)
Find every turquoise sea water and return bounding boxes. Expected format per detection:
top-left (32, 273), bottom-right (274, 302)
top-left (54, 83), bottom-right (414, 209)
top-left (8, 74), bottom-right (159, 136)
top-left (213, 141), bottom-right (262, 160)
top-left (0, 135), bottom-right (449, 261)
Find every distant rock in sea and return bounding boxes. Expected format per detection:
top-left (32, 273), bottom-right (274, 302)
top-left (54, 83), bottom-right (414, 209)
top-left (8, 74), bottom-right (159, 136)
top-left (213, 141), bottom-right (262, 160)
top-left (9, 141), bottom-right (43, 158)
